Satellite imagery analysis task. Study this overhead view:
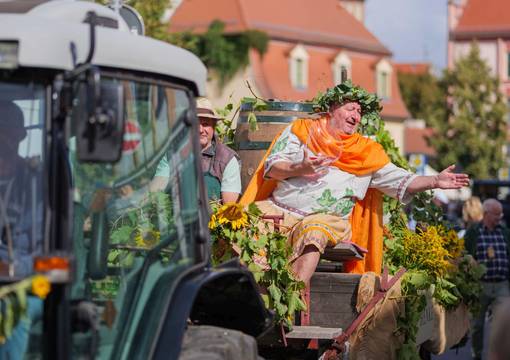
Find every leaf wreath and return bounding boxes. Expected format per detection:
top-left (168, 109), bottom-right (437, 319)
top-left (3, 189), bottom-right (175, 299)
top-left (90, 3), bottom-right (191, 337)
top-left (312, 80), bottom-right (382, 130)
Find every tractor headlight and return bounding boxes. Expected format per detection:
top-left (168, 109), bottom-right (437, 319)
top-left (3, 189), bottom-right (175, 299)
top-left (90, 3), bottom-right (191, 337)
top-left (0, 42), bottom-right (19, 69)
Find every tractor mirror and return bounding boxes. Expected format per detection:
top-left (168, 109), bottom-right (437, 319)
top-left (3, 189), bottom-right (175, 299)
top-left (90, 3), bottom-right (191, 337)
top-left (75, 68), bottom-right (125, 163)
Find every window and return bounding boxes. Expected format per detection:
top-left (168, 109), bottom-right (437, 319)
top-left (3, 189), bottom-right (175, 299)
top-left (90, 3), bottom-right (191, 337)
top-left (70, 77), bottom-right (199, 358)
top-left (376, 59), bottom-right (393, 99)
top-left (0, 81), bottom-right (46, 278)
top-left (333, 52), bottom-right (352, 84)
top-left (289, 45), bottom-right (309, 89)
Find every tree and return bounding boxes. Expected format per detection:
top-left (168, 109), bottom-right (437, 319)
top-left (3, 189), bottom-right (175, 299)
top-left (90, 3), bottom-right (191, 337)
top-left (398, 71), bottom-right (444, 120)
top-left (427, 44), bottom-right (507, 179)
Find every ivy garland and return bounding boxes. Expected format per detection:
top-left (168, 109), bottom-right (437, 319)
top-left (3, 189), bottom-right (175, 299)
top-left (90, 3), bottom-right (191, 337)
top-left (171, 20), bottom-right (269, 87)
top-left (313, 80), bottom-right (382, 132)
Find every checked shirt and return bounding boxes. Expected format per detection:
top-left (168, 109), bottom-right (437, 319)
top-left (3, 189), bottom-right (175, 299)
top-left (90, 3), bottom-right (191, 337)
top-left (475, 225), bottom-right (509, 282)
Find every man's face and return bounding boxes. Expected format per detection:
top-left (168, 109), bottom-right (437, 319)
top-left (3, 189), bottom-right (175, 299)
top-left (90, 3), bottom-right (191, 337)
top-left (329, 101), bottom-right (362, 135)
top-left (199, 117), bottom-right (216, 149)
top-left (483, 204), bottom-right (503, 229)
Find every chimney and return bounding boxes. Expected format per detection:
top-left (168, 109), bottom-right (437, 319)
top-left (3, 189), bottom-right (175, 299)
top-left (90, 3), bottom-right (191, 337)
top-left (339, 0), bottom-right (365, 23)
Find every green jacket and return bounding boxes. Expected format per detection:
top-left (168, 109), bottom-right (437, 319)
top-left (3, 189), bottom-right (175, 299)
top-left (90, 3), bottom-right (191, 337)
top-left (464, 222), bottom-right (510, 278)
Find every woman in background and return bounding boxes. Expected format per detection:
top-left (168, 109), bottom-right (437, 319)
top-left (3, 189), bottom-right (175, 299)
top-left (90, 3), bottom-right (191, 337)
top-left (458, 196), bottom-right (483, 238)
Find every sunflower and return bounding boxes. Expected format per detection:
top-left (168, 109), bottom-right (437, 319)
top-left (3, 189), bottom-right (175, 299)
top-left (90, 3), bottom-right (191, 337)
top-left (134, 229), bottom-right (160, 247)
top-left (216, 203), bottom-right (249, 230)
top-left (31, 275), bottom-right (51, 299)
top-left (208, 213), bottom-right (218, 229)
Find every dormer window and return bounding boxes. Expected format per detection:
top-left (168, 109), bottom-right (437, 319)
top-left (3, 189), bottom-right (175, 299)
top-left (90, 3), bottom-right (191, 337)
top-left (376, 58), bottom-right (392, 99)
top-left (333, 52), bottom-right (352, 84)
top-left (289, 45), bottom-right (309, 89)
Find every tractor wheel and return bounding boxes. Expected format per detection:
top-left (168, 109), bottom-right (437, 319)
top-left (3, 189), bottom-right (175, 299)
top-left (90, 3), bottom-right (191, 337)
top-left (178, 325), bottom-right (261, 360)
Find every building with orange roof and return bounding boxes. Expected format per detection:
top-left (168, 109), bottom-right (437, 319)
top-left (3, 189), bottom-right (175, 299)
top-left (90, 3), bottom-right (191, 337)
top-left (448, 0), bottom-right (510, 101)
top-left (169, 0), bottom-right (410, 151)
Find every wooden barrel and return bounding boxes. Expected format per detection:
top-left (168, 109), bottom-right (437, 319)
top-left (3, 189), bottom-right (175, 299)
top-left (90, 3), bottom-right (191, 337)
top-left (235, 101), bottom-right (318, 190)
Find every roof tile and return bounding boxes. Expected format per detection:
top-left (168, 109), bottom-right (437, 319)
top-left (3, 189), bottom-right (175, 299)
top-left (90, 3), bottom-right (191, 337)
top-left (169, 0), bottom-right (390, 54)
top-left (454, 0), bottom-right (510, 35)
top-left (251, 41), bottom-right (409, 119)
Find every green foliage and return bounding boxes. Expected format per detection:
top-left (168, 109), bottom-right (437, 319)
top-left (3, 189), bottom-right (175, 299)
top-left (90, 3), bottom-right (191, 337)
top-left (170, 21), bottom-right (269, 87)
top-left (209, 202), bottom-right (306, 327)
top-left (398, 72), bottom-right (445, 120)
top-left (444, 255), bottom-right (485, 314)
top-left (215, 96), bottom-right (267, 147)
top-left (90, 191), bottom-right (175, 299)
top-left (428, 44), bottom-right (507, 178)
top-left (396, 271), bottom-right (430, 360)
top-left (95, 0), bottom-right (170, 40)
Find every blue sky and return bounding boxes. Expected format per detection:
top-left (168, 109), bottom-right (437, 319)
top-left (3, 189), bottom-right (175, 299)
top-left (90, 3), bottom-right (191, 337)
top-left (365, 0), bottom-right (448, 71)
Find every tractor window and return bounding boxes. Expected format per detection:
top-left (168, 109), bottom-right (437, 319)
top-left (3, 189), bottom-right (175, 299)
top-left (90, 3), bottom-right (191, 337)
top-left (0, 81), bottom-right (45, 279)
top-left (69, 78), bottom-right (200, 358)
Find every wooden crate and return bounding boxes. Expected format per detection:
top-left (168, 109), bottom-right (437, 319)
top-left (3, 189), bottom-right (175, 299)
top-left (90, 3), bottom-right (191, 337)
top-left (309, 273), bottom-right (361, 329)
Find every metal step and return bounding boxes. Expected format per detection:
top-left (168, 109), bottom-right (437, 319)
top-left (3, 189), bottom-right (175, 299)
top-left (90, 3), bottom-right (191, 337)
top-left (321, 242), bottom-right (364, 262)
top-left (285, 326), bottom-right (343, 339)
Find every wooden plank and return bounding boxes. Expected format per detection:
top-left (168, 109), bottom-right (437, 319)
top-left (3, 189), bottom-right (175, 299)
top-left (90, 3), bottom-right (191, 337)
top-left (309, 272), bottom-right (361, 329)
top-left (309, 313), bottom-right (358, 328)
top-left (321, 243), bottom-right (364, 262)
top-left (310, 293), bottom-right (357, 310)
top-left (310, 273), bottom-right (361, 293)
top-left (315, 263), bottom-right (343, 273)
top-left (285, 326), bottom-right (343, 339)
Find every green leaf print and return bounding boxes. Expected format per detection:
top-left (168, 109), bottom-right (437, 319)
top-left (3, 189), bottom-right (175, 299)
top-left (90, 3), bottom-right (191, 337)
top-left (316, 189), bottom-right (337, 208)
top-left (270, 135), bottom-right (288, 155)
top-left (314, 188), bottom-right (355, 216)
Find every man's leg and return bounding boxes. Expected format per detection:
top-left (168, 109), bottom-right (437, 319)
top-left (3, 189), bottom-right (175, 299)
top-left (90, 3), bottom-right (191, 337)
top-left (291, 245), bottom-right (321, 287)
top-left (471, 283), bottom-right (491, 360)
top-left (492, 280), bottom-right (510, 309)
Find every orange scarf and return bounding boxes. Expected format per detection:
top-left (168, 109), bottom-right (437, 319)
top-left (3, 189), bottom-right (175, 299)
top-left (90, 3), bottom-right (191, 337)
top-left (240, 117), bottom-right (390, 274)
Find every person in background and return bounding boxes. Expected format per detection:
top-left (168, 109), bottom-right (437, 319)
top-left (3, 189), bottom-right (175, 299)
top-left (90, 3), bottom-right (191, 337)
top-left (457, 196), bottom-right (483, 238)
top-left (150, 97), bottom-right (241, 203)
top-left (465, 198), bottom-right (510, 360)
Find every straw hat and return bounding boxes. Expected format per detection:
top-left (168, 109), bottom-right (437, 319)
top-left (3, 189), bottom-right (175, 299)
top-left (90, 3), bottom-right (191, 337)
top-left (196, 97), bottom-right (222, 120)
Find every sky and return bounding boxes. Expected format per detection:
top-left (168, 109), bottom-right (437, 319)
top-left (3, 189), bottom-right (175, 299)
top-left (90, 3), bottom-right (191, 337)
top-left (365, 0), bottom-right (449, 71)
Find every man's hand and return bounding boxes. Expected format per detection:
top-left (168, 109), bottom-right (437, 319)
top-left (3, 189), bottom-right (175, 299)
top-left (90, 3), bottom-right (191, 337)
top-left (297, 149), bottom-right (332, 177)
top-left (265, 149), bottom-right (332, 180)
top-left (436, 165), bottom-right (470, 189)
top-left (407, 164), bottom-right (470, 194)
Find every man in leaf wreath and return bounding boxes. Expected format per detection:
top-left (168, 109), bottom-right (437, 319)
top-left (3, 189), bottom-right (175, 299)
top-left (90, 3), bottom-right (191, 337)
top-left (240, 81), bottom-right (469, 286)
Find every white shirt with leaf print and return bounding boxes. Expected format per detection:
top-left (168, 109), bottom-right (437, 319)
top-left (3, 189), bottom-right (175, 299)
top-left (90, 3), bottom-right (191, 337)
top-left (263, 126), bottom-right (417, 219)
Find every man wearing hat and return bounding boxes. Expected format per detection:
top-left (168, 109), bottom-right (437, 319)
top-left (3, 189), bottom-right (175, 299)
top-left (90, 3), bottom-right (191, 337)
top-left (151, 97), bottom-right (241, 203)
top-left (240, 82), bottom-right (469, 286)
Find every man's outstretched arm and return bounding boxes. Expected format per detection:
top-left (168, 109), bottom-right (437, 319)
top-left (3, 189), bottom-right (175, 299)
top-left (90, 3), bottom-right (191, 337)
top-left (406, 165), bottom-right (470, 194)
